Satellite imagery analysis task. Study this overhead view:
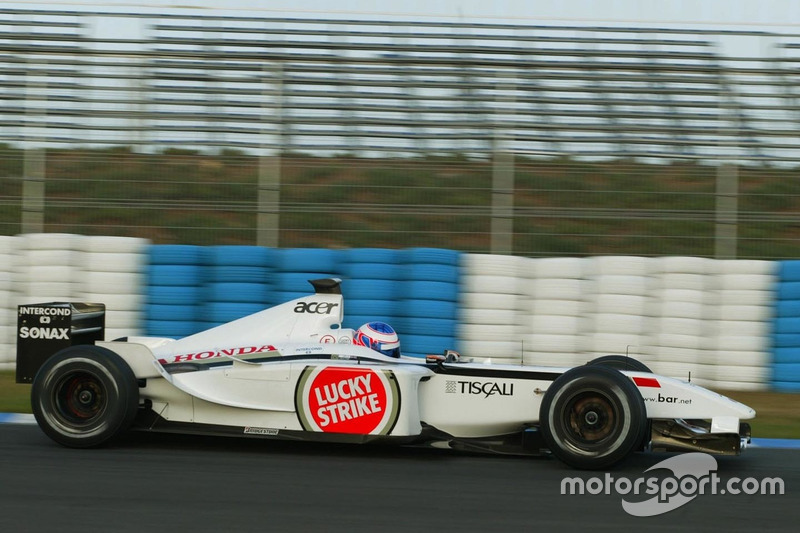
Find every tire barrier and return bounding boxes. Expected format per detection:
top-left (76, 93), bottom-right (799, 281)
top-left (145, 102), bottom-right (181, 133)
top-left (144, 244), bottom-right (209, 338)
top-left (274, 248), bottom-right (342, 303)
top-left (518, 257), bottom-right (587, 367)
top-left (0, 236), bottom-right (19, 370)
top-left (396, 248), bottom-right (460, 358)
top-left (13, 231), bottom-right (84, 374)
top-left (461, 254), bottom-right (778, 391)
top-left (0, 234), bottom-right (789, 392)
top-left (78, 236), bottom-right (149, 341)
top-left (582, 256), bottom-right (654, 366)
top-left (202, 246), bottom-right (276, 329)
top-left (772, 261), bottom-right (800, 392)
top-left (459, 254), bottom-right (524, 361)
top-left (707, 260), bottom-right (774, 391)
top-left (16, 234), bottom-right (84, 305)
top-left (647, 256), bottom-right (715, 387)
top-left (341, 250), bottom-right (400, 333)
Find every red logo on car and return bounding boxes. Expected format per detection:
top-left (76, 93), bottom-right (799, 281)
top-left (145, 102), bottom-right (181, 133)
top-left (632, 376), bottom-right (661, 388)
top-left (298, 367), bottom-right (398, 435)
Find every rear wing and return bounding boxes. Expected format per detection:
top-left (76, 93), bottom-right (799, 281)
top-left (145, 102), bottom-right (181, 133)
top-left (16, 302), bottom-right (105, 383)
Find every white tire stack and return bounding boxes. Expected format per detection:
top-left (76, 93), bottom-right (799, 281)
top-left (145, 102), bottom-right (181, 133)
top-left (15, 233), bottom-right (84, 305)
top-left (582, 256), bottom-right (654, 365)
top-left (0, 236), bottom-right (20, 370)
top-left (77, 236), bottom-right (149, 341)
top-left (705, 260), bottom-right (775, 391)
top-left (647, 256), bottom-right (715, 385)
top-left (458, 254), bottom-right (525, 363)
top-left (518, 257), bottom-right (588, 367)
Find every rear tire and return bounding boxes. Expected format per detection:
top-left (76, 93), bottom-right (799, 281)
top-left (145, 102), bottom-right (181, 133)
top-left (31, 345), bottom-right (139, 448)
top-left (540, 365), bottom-right (647, 469)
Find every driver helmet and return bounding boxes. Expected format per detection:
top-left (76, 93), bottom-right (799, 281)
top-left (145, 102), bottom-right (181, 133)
top-left (354, 321), bottom-right (401, 358)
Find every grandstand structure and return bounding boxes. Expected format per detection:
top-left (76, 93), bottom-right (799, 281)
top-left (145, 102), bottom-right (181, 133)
top-left (3, 8), bottom-right (800, 255)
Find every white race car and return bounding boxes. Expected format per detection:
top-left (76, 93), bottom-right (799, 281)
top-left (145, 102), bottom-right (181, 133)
top-left (16, 278), bottom-right (754, 469)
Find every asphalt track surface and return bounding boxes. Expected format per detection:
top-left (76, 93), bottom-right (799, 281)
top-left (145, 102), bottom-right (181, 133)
top-left (0, 424), bottom-right (793, 533)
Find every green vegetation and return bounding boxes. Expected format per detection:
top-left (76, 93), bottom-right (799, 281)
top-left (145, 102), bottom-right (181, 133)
top-left (0, 372), bottom-right (31, 415)
top-left (722, 390), bottom-right (800, 440)
top-left (3, 145), bottom-right (800, 257)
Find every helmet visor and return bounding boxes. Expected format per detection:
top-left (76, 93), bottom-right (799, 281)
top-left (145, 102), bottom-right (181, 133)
top-left (375, 340), bottom-right (400, 358)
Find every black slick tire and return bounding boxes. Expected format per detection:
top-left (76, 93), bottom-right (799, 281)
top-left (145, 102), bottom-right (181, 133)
top-left (31, 345), bottom-right (139, 448)
top-left (539, 365), bottom-right (647, 469)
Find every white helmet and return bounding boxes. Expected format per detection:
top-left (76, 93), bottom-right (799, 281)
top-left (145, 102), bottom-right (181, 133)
top-left (354, 322), bottom-right (400, 358)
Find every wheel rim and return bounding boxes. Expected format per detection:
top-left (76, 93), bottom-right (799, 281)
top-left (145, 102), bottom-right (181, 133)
top-left (562, 389), bottom-right (620, 448)
top-left (52, 371), bottom-right (108, 427)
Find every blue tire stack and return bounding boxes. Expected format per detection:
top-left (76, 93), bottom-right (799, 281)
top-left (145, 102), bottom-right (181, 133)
top-left (396, 248), bottom-right (461, 358)
top-left (144, 245), bottom-right (209, 338)
top-left (202, 246), bottom-right (276, 328)
top-left (273, 248), bottom-right (342, 303)
top-left (772, 260), bottom-right (800, 392)
top-left (341, 248), bottom-right (401, 330)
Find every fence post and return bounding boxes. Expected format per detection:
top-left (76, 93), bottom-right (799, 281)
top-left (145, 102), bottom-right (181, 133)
top-left (21, 58), bottom-right (46, 234)
top-left (490, 72), bottom-right (515, 255)
top-left (21, 148), bottom-right (46, 234)
top-left (715, 162), bottom-right (739, 259)
top-left (714, 49), bottom-right (742, 260)
top-left (257, 62), bottom-right (283, 248)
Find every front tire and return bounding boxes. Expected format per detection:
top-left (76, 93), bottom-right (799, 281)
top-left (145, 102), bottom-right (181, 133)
top-left (540, 365), bottom-right (647, 469)
top-left (31, 345), bottom-right (139, 448)
top-left (586, 355), bottom-right (652, 373)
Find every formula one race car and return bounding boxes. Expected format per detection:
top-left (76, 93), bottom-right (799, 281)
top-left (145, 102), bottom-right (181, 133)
top-left (16, 279), bottom-right (754, 469)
